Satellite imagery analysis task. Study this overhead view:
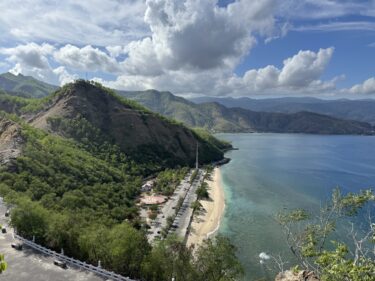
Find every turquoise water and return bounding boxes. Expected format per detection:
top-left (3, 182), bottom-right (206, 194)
top-left (216, 133), bottom-right (375, 281)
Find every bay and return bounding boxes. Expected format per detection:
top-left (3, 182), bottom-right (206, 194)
top-left (216, 133), bottom-right (375, 281)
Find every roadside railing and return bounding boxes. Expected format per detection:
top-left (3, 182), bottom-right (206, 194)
top-left (14, 234), bottom-right (136, 281)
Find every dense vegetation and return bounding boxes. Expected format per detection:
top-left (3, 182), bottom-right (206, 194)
top-left (153, 167), bottom-right (189, 195)
top-left (276, 189), bottom-right (375, 281)
top-left (141, 235), bottom-right (243, 281)
top-left (0, 120), bottom-right (243, 279)
top-left (0, 80), bottom-right (240, 279)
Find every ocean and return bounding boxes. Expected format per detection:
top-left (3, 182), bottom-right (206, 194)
top-left (216, 133), bottom-right (375, 281)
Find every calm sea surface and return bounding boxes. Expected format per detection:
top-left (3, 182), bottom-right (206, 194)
top-left (216, 133), bottom-right (375, 281)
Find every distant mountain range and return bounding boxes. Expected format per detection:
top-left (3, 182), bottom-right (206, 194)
top-left (0, 72), bottom-right (374, 135)
top-left (119, 90), bottom-right (375, 135)
top-left (191, 96), bottom-right (375, 125)
top-left (0, 72), bottom-right (58, 98)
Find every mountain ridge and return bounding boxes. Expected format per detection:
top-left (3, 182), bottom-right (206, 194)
top-left (119, 90), bottom-right (375, 135)
top-left (191, 96), bottom-right (375, 125)
top-left (0, 72), bottom-right (58, 98)
top-left (0, 73), bottom-right (374, 135)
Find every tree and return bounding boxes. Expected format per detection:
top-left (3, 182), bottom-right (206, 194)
top-left (276, 188), bottom-right (375, 281)
top-left (195, 236), bottom-right (244, 281)
top-left (10, 198), bottom-right (49, 242)
top-left (0, 254), bottom-right (6, 273)
top-left (196, 182), bottom-right (209, 199)
top-left (141, 235), bottom-right (197, 281)
top-left (107, 223), bottom-right (150, 278)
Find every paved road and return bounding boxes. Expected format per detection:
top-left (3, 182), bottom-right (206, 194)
top-left (171, 170), bottom-right (205, 239)
top-left (0, 198), bottom-right (104, 281)
top-left (146, 171), bottom-right (193, 242)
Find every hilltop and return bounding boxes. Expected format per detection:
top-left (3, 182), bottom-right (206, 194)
top-left (0, 81), bottom-right (228, 172)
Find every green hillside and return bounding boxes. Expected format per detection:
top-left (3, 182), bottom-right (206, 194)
top-left (0, 72), bottom-right (57, 98)
top-left (0, 81), bottom-right (235, 279)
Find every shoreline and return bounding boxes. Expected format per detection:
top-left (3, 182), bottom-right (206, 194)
top-left (186, 167), bottom-right (225, 247)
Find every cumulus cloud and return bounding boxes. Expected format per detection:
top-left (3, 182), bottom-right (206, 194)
top-left (278, 48), bottom-right (334, 88)
top-left (54, 45), bottom-right (121, 73)
top-left (349, 77), bottom-right (375, 95)
top-left (0, 0), bottom-right (372, 97)
top-left (123, 0), bottom-right (275, 74)
top-left (0, 43), bottom-right (76, 86)
top-left (0, 43), bottom-right (54, 69)
top-left (95, 47), bottom-right (337, 97)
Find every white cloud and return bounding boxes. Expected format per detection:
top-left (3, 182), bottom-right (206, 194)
top-left (0, 0), bottom-right (148, 46)
top-left (123, 0), bottom-right (275, 73)
top-left (0, 43), bottom-right (55, 69)
top-left (349, 77), bottom-right (375, 95)
top-left (0, 43), bottom-right (76, 86)
top-left (53, 66), bottom-right (78, 86)
top-left (54, 45), bottom-right (121, 73)
top-left (277, 1), bottom-right (375, 20)
top-left (0, 0), bottom-right (373, 98)
top-left (96, 47), bottom-right (337, 96)
top-left (278, 48), bottom-right (334, 88)
top-left (105, 46), bottom-right (126, 58)
top-left (293, 21), bottom-right (375, 32)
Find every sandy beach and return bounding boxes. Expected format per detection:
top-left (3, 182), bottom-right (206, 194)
top-left (187, 167), bottom-right (225, 246)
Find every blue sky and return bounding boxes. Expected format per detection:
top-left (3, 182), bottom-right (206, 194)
top-left (0, 0), bottom-right (374, 98)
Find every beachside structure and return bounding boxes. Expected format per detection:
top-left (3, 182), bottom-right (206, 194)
top-left (140, 195), bottom-right (167, 205)
top-left (141, 180), bottom-right (154, 192)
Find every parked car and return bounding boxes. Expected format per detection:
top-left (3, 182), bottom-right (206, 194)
top-left (11, 243), bottom-right (23, 250)
top-left (1, 227), bottom-right (6, 233)
top-left (53, 260), bottom-right (67, 269)
top-left (5, 210), bottom-right (10, 217)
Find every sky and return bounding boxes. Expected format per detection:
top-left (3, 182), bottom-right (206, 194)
top-left (0, 0), bottom-right (374, 98)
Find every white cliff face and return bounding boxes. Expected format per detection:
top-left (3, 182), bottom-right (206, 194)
top-left (275, 270), bottom-right (320, 281)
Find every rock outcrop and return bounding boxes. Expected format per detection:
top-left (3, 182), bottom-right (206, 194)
top-left (275, 270), bottom-right (320, 281)
top-left (0, 117), bottom-right (23, 165)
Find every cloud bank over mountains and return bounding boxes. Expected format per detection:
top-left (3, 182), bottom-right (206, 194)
top-left (0, 0), bottom-right (374, 97)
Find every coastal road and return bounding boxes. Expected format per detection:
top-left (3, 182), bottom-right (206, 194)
top-left (146, 171), bottom-right (193, 242)
top-left (171, 169), bottom-right (205, 239)
top-left (0, 198), bottom-right (104, 281)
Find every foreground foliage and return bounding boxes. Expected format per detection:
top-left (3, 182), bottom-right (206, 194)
top-left (141, 235), bottom-right (244, 281)
top-left (277, 188), bottom-right (375, 281)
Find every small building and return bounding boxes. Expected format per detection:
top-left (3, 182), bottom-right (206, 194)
top-left (141, 180), bottom-right (154, 192)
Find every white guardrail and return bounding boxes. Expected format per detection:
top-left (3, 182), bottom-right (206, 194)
top-left (14, 234), bottom-right (136, 281)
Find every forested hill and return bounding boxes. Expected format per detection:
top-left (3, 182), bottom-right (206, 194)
top-left (0, 80), bottom-right (229, 172)
top-left (0, 72), bottom-right (58, 98)
top-left (119, 90), bottom-right (375, 135)
top-left (0, 80), bottom-right (235, 279)
top-left (1, 73), bottom-right (373, 135)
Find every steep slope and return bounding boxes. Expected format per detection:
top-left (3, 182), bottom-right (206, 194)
top-left (0, 116), bottom-right (23, 164)
top-left (0, 72), bottom-right (58, 98)
top-left (191, 96), bottom-right (375, 125)
top-left (29, 81), bottom-right (226, 169)
top-left (119, 90), bottom-right (375, 135)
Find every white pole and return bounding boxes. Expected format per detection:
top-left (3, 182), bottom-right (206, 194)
top-left (195, 142), bottom-right (199, 170)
